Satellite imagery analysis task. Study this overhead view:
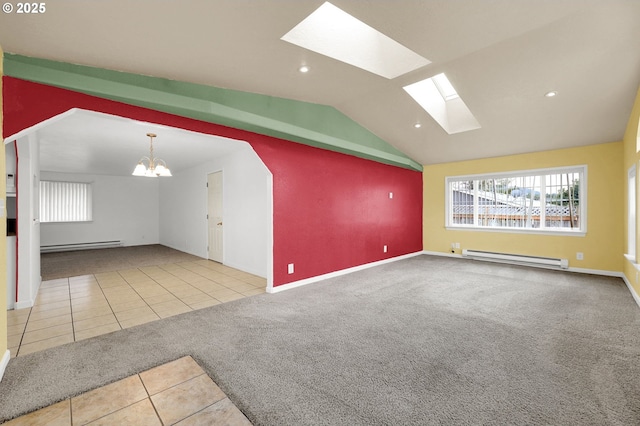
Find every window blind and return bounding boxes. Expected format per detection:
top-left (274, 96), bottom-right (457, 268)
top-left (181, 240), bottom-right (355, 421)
top-left (40, 181), bottom-right (93, 223)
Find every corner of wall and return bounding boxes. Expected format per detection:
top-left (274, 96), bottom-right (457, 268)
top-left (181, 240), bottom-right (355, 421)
top-left (0, 43), bottom-right (8, 376)
top-left (0, 350), bottom-right (9, 383)
top-left (622, 84), bottom-right (640, 300)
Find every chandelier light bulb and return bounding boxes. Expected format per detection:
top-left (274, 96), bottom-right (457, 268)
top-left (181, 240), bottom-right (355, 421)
top-left (132, 133), bottom-right (172, 177)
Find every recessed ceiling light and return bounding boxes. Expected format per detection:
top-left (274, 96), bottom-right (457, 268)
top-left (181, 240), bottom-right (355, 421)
top-left (545, 91), bottom-right (558, 97)
top-left (414, 123), bottom-right (422, 129)
top-left (299, 65), bottom-right (310, 73)
top-left (281, 2), bottom-right (431, 79)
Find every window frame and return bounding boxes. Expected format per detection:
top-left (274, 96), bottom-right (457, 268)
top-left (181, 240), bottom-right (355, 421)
top-left (627, 164), bottom-right (636, 259)
top-left (445, 165), bottom-right (587, 236)
top-left (39, 180), bottom-right (94, 224)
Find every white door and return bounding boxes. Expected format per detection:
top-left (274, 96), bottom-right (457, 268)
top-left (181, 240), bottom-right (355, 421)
top-left (208, 172), bottom-right (223, 263)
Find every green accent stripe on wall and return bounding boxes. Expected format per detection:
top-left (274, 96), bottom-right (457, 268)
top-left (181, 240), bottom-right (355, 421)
top-left (3, 54), bottom-right (422, 171)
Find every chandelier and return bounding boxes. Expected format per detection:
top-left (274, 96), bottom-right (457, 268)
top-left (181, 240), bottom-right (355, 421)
top-left (132, 133), bottom-right (172, 177)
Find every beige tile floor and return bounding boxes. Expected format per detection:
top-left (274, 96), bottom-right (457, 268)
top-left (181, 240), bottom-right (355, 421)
top-left (7, 260), bottom-right (266, 358)
top-left (3, 355), bottom-right (252, 425)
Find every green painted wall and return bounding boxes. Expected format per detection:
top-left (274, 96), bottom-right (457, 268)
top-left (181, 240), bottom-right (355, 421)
top-left (3, 54), bottom-right (421, 171)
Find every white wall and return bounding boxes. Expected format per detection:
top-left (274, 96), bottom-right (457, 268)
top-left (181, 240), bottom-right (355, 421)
top-left (159, 146), bottom-right (271, 278)
top-left (6, 237), bottom-right (16, 309)
top-left (15, 134), bottom-right (41, 308)
top-left (40, 172), bottom-right (160, 247)
top-left (5, 142), bottom-right (16, 193)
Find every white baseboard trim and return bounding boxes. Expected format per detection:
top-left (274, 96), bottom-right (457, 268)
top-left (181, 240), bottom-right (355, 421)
top-left (12, 277), bottom-right (41, 310)
top-left (425, 250), bottom-right (621, 275)
top-left (160, 243), bottom-right (205, 260)
top-left (621, 273), bottom-right (640, 309)
top-left (222, 260), bottom-right (266, 280)
top-left (267, 251), bottom-right (424, 294)
top-left (425, 250), bottom-right (640, 310)
top-left (422, 250), bottom-right (463, 259)
top-left (424, 250), bottom-right (562, 271)
top-left (0, 350), bottom-right (10, 383)
top-left (16, 277), bottom-right (43, 310)
top-left (265, 249), bottom-right (640, 309)
top-left (159, 243), bottom-right (268, 281)
top-left (14, 300), bottom-right (34, 310)
top-left (566, 267), bottom-right (622, 277)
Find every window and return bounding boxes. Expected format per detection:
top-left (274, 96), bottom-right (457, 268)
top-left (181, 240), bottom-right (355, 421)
top-left (40, 181), bottom-right (93, 223)
top-left (628, 165), bottom-right (636, 258)
top-left (446, 166), bottom-right (586, 235)
top-left (636, 116), bottom-right (640, 153)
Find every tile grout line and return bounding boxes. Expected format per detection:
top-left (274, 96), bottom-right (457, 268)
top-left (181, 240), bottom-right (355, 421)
top-left (13, 307), bottom-right (32, 358)
top-left (108, 286), bottom-right (130, 332)
top-left (91, 274), bottom-right (124, 336)
top-left (17, 318), bottom-right (71, 356)
top-left (145, 368), bottom-right (209, 425)
top-left (69, 397), bottom-right (73, 426)
top-left (17, 276), bottom-right (71, 357)
top-left (73, 385), bottom-right (149, 425)
top-left (175, 398), bottom-right (226, 425)
top-left (182, 261), bottom-right (255, 298)
top-left (75, 274), bottom-right (113, 336)
top-left (6, 357), bottom-right (219, 424)
top-left (113, 270), bottom-right (163, 329)
top-left (67, 278), bottom-right (77, 344)
top-left (150, 265), bottom-right (218, 315)
top-left (139, 356), bottom-right (244, 425)
top-left (138, 373), bottom-right (165, 425)
top-left (133, 266), bottom-right (189, 320)
top-left (12, 261), bottom-right (265, 358)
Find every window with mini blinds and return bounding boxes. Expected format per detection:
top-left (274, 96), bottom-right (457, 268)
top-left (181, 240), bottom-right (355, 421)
top-left (446, 166), bottom-right (586, 235)
top-left (40, 181), bottom-right (93, 223)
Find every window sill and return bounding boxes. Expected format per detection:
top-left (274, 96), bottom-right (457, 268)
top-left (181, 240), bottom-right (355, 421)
top-left (445, 225), bottom-right (586, 237)
top-left (624, 253), bottom-right (637, 263)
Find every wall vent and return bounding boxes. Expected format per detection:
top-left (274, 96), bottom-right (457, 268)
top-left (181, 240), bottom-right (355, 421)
top-left (462, 249), bottom-right (569, 270)
top-left (41, 240), bottom-right (122, 253)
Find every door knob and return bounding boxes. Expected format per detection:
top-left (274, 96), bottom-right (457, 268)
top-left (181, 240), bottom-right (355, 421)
top-left (217, 222), bottom-right (222, 226)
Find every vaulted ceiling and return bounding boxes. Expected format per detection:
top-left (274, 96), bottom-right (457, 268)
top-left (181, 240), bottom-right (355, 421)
top-left (1, 0), bottom-right (639, 171)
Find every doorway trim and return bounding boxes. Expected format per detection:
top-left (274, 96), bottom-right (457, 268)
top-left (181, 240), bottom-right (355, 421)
top-left (207, 170), bottom-right (224, 263)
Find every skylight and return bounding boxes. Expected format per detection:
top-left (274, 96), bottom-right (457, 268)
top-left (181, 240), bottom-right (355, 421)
top-left (281, 2), bottom-right (431, 79)
top-left (403, 73), bottom-right (481, 135)
top-left (432, 73), bottom-right (460, 101)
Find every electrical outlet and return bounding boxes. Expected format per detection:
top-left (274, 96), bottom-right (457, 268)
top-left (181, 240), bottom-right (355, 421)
top-left (383, 245), bottom-right (388, 253)
top-left (288, 263), bottom-right (294, 274)
top-left (455, 243), bottom-right (460, 249)
top-left (389, 192), bottom-right (393, 199)
top-left (576, 252), bottom-right (584, 260)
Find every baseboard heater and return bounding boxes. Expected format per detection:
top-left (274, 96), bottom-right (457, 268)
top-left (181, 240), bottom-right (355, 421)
top-left (462, 249), bottom-right (569, 270)
top-left (41, 240), bottom-right (123, 253)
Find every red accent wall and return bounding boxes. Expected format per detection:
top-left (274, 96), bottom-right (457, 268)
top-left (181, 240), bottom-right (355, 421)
top-left (3, 77), bottom-right (423, 286)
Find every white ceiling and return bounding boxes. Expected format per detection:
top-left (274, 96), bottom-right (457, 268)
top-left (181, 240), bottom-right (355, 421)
top-left (33, 110), bottom-right (248, 176)
top-left (1, 0), bottom-right (639, 169)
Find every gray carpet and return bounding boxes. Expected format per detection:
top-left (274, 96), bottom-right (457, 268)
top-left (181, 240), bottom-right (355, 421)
top-left (40, 244), bottom-right (204, 280)
top-left (2, 255), bottom-right (640, 425)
